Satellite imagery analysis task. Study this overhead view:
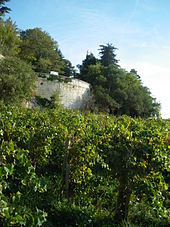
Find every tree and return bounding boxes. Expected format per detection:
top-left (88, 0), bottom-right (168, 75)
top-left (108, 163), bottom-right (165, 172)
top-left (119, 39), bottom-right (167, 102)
top-left (63, 59), bottom-right (76, 77)
top-left (77, 52), bottom-right (97, 81)
top-left (113, 71), bottom-right (160, 117)
top-left (0, 56), bottom-right (36, 104)
top-left (99, 43), bottom-right (119, 67)
top-left (0, 0), bottom-right (10, 17)
top-left (0, 18), bottom-right (21, 56)
top-left (19, 28), bottom-right (66, 74)
top-left (130, 68), bottom-right (141, 80)
top-left (78, 45), bottom-right (160, 117)
top-left (140, 86), bottom-right (160, 117)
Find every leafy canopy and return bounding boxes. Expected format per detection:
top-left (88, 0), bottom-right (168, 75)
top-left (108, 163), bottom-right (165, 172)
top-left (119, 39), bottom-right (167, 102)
top-left (19, 28), bottom-right (75, 76)
top-left (78, 44), bottom-right (160, 117)
top-left (99, 43), bottom-right (119, 66)
top-left (0, 18), bottom-right (21, 56)
top-left (0, 56), bottom-right (36, 104)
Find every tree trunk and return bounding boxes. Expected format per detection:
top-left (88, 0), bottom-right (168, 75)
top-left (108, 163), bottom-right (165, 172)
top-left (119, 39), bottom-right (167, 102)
top-left (114, 175), bottom-right (131, 223)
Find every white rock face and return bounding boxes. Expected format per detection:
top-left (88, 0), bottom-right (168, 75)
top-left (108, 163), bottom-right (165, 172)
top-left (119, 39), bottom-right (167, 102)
top-left (36, 77), bottom-right (90, 109)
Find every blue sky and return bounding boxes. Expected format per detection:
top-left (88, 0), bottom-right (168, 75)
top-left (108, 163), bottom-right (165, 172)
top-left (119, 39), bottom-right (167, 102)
top-left (6, 0), bottom-right (170, 118)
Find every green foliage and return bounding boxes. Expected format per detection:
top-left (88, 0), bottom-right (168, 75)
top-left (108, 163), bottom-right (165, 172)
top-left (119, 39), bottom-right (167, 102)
top-left (63, 59), bottom-right (76, 78)
top-left (78, 45), bottom-right (160, 117)
top-left (35, 91), bottom-right (61, 109)
top-left (0, 103), bottom-right (169, 226)
top-left (99, 43), bottom-right (119, 66)
top-left (0, 107), bottom-right (48, 225)
top-left (0, 56), bottom-right (36, 104)
top-left (0, 0), bottom-right (10, 17)
top-left (47, 74), bottom-right (72, 83)
top-left (19, 28), bottom-right (75, 77)
top-left (77, 52), bottom-right (97, 81)
top-left (19, 28), bottom-right (62, 73)
top-left (0, 18), bottom-right (21, 56)
top-left (113, 71), bottom-right (160, 117)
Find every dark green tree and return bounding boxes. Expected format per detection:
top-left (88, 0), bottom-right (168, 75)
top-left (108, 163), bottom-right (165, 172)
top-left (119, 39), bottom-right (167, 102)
top-left (19, 28), bottom-right (65, 74)
top-left (77, 52), bottom-right (97, 81)
top-left (78, 45), bottom-right (160, 117)
top-left (113, 71), bottom-right (160, 117)
top-left (63, 59), bottom-right (76, 77)
top-left (0, 0), bottom-right (10, 16)
top-left (0, 56), bottom-right (36, 104)
top-left (99, 43), bottom-right (119, 66)
top-left (130, 68), bottom-right (141, 80)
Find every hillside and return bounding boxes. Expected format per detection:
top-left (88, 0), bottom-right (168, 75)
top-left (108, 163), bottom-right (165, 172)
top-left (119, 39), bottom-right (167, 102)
top-left (0, 103), bottom-right (169, 226)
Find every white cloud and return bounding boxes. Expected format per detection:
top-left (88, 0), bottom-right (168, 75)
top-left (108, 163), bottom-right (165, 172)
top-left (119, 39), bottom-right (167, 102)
top-left (162, 45), bottom-right (170, 50)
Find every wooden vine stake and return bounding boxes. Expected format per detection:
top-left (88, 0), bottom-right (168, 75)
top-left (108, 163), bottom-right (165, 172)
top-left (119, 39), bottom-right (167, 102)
top-left (64, 135), bottom-right (71, 199)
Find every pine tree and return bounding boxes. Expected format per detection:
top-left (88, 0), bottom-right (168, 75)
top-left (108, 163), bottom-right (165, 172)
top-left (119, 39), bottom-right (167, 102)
top-left (99, 43), bottom-right (119, 66)
top-left (0, 0), bottom-right (11, 16)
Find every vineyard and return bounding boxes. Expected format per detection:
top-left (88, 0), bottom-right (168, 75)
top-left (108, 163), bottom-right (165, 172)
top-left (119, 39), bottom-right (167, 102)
top-left (0, 103), bottom-right (169, 226)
